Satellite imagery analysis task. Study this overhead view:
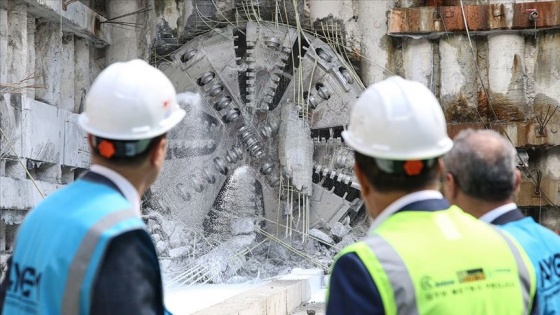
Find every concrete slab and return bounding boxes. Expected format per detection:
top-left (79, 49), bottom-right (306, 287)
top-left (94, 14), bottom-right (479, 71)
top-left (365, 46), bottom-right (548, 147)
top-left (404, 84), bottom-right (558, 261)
top-left (23, 0), bottom-right (111, 47)
top-left (22, 100), bottom-right (64, 164)
top-left (290, 302), bottom-right (325, 315)
top-left (0, 177), bottom-right (62, 211)
top-left (165, 283), bottom-right (265, 315)
top-left (191, 280), bottom-right (306, 315)
top-left (290, 279), bottom-right (327, 315)
top-left (165, 268), bottom-right (324, 315)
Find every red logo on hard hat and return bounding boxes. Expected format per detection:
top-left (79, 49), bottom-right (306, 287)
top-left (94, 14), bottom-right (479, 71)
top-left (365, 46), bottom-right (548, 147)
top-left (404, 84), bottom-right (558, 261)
top-left (162, 99), bottom-right (171, 109)
top-left (403, 160), bottom-right (423, 176)
top-left (98, 140), bottom-right (116, 158)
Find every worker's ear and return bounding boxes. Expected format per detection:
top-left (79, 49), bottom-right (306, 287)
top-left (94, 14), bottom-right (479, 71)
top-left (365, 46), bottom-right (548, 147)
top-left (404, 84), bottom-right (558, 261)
top-left (440, 159), bottom-right (459, 200)
top-left (514, 169), bottom-right (522, 194)
top-left (443, 171), bottom-right (459, 201)
top-left (437, 158), bottom-right (444, 177)
top-left (87, 134), bottom-right (94, 147)
top-left (149, 136), bottom-right (167, 167)
top-left (354, 163), bottom-right (370, 197)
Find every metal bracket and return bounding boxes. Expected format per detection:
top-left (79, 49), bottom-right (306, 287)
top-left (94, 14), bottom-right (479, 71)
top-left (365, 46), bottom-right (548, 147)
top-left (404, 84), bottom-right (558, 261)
top-left (536, 125), bottom-right (548, 138)
top-left (526, 9), bottom-right (539, 22)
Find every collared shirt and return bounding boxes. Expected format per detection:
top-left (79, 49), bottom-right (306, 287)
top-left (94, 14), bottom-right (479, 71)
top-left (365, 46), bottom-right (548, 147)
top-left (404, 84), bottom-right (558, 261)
top-left (90, 164), bottom-right (141, 217)
top-left (479, 202), bottom-right (517, 224)
top-left (368, 190), bottom-right (444, 233)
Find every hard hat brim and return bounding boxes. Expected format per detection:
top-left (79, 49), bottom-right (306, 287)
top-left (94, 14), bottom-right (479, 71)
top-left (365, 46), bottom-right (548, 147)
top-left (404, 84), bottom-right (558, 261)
top-left (342, 130), bottom-right (453, 160)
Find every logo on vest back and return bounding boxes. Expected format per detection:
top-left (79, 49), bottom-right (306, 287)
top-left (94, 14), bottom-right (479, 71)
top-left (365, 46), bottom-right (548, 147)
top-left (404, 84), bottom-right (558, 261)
top-left (539, 253), bottom-right (560, 291)
top-left (419, 267), bottom-right (516, 302)
top-left (457, 268), bottom-right (486, 283)
top-left (5, 262), bottom-right (42, 311)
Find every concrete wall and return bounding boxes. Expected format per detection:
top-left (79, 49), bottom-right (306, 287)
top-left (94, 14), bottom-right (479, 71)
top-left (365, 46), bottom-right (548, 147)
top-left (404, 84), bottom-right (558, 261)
top-left (2, 0), bottom-right (560, 266)
top-left (0, 0), bottom-right (157, 264)
top-left (341, 2), bottom-right (558, 227)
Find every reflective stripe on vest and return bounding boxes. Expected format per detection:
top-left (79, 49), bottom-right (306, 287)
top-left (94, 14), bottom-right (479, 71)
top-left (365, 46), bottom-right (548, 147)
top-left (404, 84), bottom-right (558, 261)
top-left (333, 206), bottom-right (536, 314)
top-left (491, 227), bottom-right (534, 312)
top-left (362, 235), bottom-right (418, 314)
top-left (3, 179), bottom-right (145, 315)
top-left (500, 217), bottom-right (560, 315)
top-left (62, 209), bottom-right (137, 315)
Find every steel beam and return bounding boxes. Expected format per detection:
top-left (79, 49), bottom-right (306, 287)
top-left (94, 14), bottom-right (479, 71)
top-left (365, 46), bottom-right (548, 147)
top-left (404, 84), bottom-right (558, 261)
top-left (389, 1), bottom-right (560, 36)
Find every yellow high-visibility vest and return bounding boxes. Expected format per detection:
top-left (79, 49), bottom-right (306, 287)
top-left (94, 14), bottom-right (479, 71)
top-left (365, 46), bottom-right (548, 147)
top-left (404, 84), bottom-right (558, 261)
top-left (329, 206), bottom-right (536, 314)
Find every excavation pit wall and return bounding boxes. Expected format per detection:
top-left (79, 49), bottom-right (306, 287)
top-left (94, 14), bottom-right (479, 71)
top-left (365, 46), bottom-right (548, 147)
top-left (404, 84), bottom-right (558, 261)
top-left (3, 0), bottom-right (560, 284)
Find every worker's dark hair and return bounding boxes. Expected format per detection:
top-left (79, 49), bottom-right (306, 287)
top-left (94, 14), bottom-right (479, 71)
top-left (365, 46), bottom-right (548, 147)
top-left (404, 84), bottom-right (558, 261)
top-left (354, 151), bottom-right (440, 193)
top-left (91, 133), bottom-right (167, 167)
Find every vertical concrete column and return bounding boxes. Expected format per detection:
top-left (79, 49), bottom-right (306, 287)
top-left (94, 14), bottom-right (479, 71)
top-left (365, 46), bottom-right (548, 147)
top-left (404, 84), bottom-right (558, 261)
top-left (357, 0), bottom-right (393, 85)
top-left (60, 34), bottom-right (75, 112)
top-left (107, 1), bottom-right (140, 63)
top-left (487, 34), bottom-right (526, 121)
top-left (541, 208), bottom-right (560, 232)
top-left (74, 38), bottom-right (90, 114)
top-left (0, 2), bottom-right (8, 86)
top-left (3, 1), bottom-right (27, 159)
top-left (35, 21), bottom-right (62, 106)
top-left (543, 148), bottom-right (560, 194)
top-left (402, 38), bottom-right (434, 88)
top-left (26, 18), bottom-right (36, 100)
top-left (89, 47), bottom-right (105, 86)
top-left (135, 0), bottom-right (156, 60)
top-left (0, 221), bottom-right (5, 252)
top-left (7, 1), bottom-right (27, 85)
top-left (533, 33), bottom-right (560, 118)
top-left (0, 1), bottom-right (7, 174)
top-left (439, 35), bottom-right (479, 122)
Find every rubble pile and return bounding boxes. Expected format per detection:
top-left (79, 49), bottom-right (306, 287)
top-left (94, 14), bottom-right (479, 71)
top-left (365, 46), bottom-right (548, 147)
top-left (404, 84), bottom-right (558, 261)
top-left (144, 205), bottom-right (369, 285)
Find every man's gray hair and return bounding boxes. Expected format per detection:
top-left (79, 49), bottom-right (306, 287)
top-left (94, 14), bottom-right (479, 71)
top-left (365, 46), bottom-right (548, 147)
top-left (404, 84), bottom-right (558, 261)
top-left (443, 129), bottom-right (517, 202)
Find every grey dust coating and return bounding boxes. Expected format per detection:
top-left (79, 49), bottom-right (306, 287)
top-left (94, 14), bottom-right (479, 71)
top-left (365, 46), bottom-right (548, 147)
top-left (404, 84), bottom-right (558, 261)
top-left (146, 21), bottom-right (368, 285)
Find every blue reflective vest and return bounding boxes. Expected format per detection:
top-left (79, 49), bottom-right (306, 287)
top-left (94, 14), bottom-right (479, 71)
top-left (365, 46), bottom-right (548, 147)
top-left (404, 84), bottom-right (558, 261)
top-left (501, 217), bottom-right (560, 315)
top-left (3, 178), bottom-right (145, 315)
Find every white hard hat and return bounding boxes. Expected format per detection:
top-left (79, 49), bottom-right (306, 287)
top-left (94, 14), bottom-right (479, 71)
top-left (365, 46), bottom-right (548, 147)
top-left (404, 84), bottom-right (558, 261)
top-left (78, 59), bottom-right (186, 140)
top-left (342, 76), bottom-right (452, 160)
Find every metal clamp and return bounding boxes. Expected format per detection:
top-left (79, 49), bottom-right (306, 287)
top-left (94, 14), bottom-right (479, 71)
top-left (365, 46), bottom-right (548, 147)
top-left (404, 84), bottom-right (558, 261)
top-left (527, 9), bottom-right (539, 22)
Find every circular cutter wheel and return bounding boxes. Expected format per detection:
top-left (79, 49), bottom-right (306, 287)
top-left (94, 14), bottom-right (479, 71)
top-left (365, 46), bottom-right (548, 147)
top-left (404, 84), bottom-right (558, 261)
top-left (151, 21), bottom-right (364, 239)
